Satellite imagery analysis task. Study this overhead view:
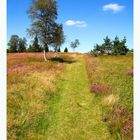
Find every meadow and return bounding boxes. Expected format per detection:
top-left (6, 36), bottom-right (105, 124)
top-left (7, 52), bottom-right (74, 139)
top-left (7, 52), bottom-right (133, 140)
top-left (85, 54), bottom-right (133, 139)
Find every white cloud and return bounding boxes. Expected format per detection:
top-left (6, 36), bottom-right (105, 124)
top-left (103, 3), bottom-right (124, 13)
top-left (65, 20), bottom-right (87, 27)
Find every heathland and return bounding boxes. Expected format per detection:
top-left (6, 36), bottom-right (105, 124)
top-left (7, 52), bottom-right (133, 140)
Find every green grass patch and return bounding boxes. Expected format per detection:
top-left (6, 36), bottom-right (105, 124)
top-left (84, 54), bottom-right (133, 140)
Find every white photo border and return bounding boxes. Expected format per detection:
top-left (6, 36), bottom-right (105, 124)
top-left (0, 0), bottom-right (7, 140)
top-left (134, 0), bottom-right (140, 139)
top-left (0, 0), bottom-right (139, 139)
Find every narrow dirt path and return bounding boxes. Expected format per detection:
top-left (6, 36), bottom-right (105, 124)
top-left (46, 54), bottom-right (113, 140)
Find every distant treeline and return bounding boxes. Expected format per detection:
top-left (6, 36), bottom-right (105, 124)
top-left (90, 36), bottom-right (133, 56)
top-left (7, 34), bottom-right (69, 53)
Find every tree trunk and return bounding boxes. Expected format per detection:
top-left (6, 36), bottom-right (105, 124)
top-left (44, 48), bottom-right (47, 61)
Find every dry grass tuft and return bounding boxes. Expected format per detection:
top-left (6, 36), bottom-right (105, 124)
top-left (103, 94), bottom-right (117, 106)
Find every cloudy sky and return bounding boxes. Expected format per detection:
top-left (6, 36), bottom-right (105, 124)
top-left (8, 0), bottom-right (133, 52)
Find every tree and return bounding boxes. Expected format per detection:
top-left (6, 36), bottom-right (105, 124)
top-left (112, 36), bottom-right (120, 55)
top-left (91, 36), bottom-right (129, 56)
top-left (103, 36), bottom-right (112, 54)
top-left (70, 39), bottom-right (80, 52)
top-left (57, 47), bottom-right (61, 52)
top-left (27, 0), bottom-right (62, 61)
top-left (52, 24), bottom-right (65, 52)
top-left (64, 47), bottom-right (68, 52)
top-left (112, 36), bottom-right (128, 55)
top-left (94, 44), bottom-right (104, 55)
top-left (90, 50), bottom-right (98, 57)
top-left (18, 37), bottom-right (27, 52)
top-left (8, 35), bottom-right (19, 53)
top-left (119, 37), bottom-right (129, 55)
top-left (32, 35), bottom-right (40, 52)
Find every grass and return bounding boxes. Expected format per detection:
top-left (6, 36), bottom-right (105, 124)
top-left (84, 54), bottom-right (133, 140)
top-left (7, 52), bottom-right (73, 139)
top-left (7, 52), bottom-right (133, 140)
top-left (44, 54), bottom-right (112, 140)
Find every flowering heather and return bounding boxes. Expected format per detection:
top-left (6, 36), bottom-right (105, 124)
top-left (85, 54), bottom-right (133, 139)
top-left (90, 83), bottom-right (111, 94)
top-left (122, 118), bottom-right (133, 139)
top-left (7, 52), bottom-right (55, 63)
top-left (127, 69), bottom-right (133, 76)
top-left (8, 64), bottom-right (31, 74)
top-left (7, 53), bottom-right (68, 75)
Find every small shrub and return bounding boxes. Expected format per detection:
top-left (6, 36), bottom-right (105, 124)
top-left (90, 83), bottom-right (112, 94)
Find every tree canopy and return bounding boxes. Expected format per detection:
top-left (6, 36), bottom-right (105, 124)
top-left (64, 47), bottom-right (68, 52)
top-left (90, 36), bottom-right (129, 56)
top-left (70, 39), bottom-right (80, 52)
top-left (27, 0), bottom-right (64, 60)
top-left (8, 35), bottom-right (27, 53)
top-left (18, 37), bottom-right (27, 52)
top-left (8, 35), bottom-right (19, 53)
top-left (52, 24), bottom-right (65, 52)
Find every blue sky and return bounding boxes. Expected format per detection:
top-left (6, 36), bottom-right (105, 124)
top-left (7, 0), bottom-right (133, 52)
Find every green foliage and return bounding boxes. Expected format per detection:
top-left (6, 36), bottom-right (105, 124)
top-left (70, 39), bottom-right (80, 52)
top-left (8, 35), bottom-right (27, 53)
top-left (52, 24), bottom-right (65, 52)
top-left (57, 47), bottom-right (61, 52)
top-left (94, 44), bottom-right (104, 55)
top-left (18, 37), bottom-right (27, 52)
top-left (89, 50), bottom-right (98, 57)
top-left (27, 35), bottom-right (43, 52)
top-left (90, 36), bottom-right (129, 56)
top-left (32, 35), bottom-right (41, 52)
top-left (27, 0), bottom-right (64, 60)
top-left (103, 36), bottom-right (112, 54)
top-left (8, 35), bottom-right (19, 53)
top-left (64, 47), bottom-right (68, 52)
top-left (113, 36), bottom-right (128, 55)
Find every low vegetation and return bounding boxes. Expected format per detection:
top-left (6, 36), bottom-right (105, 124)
top-left (8, 52), bottom-right (133, 139)
top-left (84, 54), bottom-right (133, 140)
top-left (7, 52), bottom-right (74, 139)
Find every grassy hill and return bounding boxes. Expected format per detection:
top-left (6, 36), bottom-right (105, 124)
top-left (7, 52), bottom-right (133, 140)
